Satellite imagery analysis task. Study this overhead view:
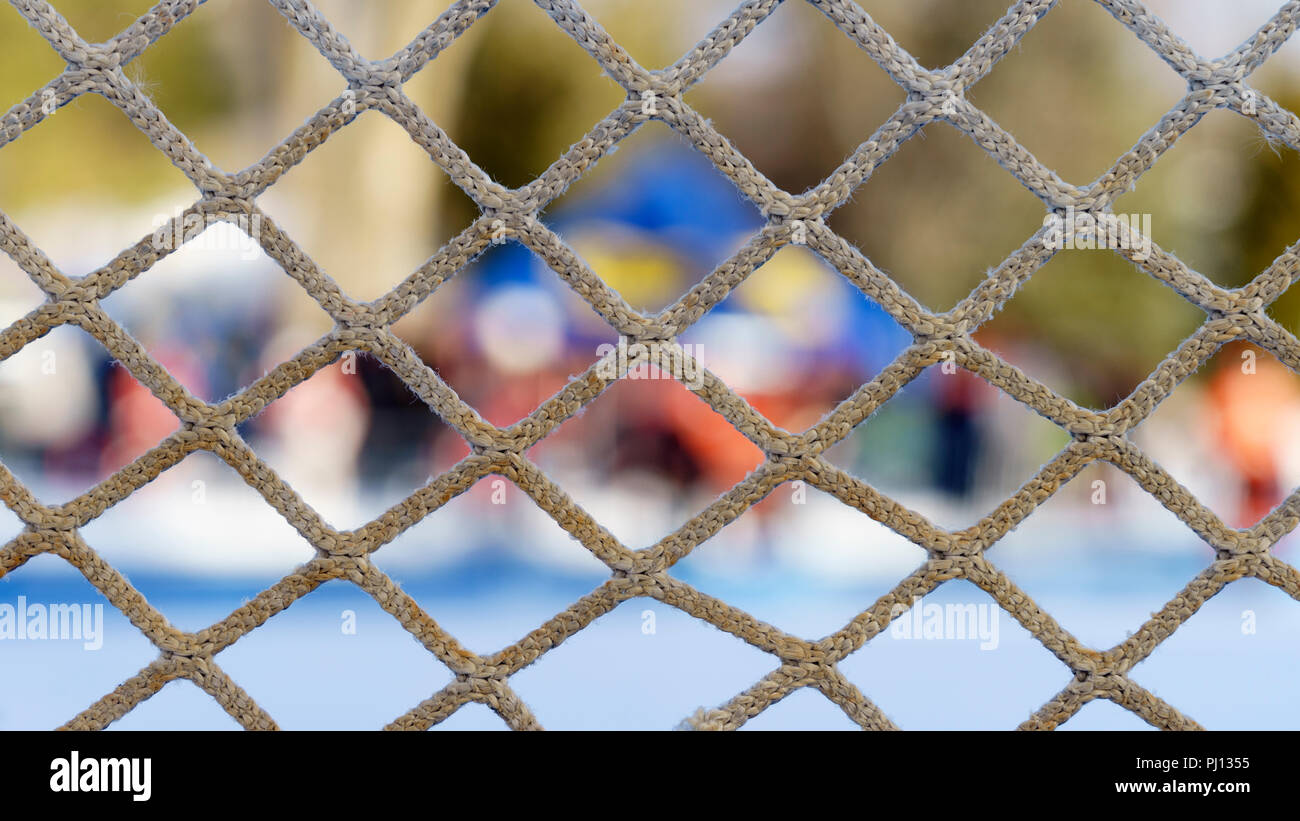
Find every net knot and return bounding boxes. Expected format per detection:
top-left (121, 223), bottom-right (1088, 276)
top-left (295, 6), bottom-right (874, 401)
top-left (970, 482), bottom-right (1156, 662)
top-left (1074, 432), bottom-right (1126, 454)
top-left (760, 191), bottom-right (799, 219)
top-left (912, 322), bottom-right (964, 343)
top-left (632, 81), bottom-right (673, 117)
top-left (1209, 309), bottom-right (1259, 336)
top-left (365, 66), bottom-right (404, 89)
top-left (910, 83), bottom-right (963, 120)
top-left (1189, 62), bottom-right (1248, 89)
top-left (78, 45), bottom-right (123, 71)
top-left (774, 216), bottom-right (821, 245)
top-left (489, 219), bottom-right (510, 244)
top-left (471, 441), bottom-right (522, 458)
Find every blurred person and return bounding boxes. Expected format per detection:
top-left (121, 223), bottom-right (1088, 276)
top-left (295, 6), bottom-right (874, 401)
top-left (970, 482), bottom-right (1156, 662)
top-left (0, 329), bottom-right (103, 484)
top-left (615, 383), bottom-right (707, 488)
top-left (354, 353), bottom-right (442, 490)
top-left (1206, 341), bottom-right (1300, 527)
top-left (930, 366), bottom-right (989, 498)
top-left (253, 330), bottom-right (371, 513)
top-left (100, 344), bottom-right (202, 479)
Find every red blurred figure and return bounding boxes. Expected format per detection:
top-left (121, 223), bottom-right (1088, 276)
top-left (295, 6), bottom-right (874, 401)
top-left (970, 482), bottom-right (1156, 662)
top-left (1207, 342), bottom-right (1300, 527)
top-left (100, 350), bottom-right (205, 477)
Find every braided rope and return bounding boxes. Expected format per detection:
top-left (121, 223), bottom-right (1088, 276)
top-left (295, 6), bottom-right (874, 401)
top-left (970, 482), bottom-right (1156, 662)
top-left (3, 0), bottom-right (1300, 731)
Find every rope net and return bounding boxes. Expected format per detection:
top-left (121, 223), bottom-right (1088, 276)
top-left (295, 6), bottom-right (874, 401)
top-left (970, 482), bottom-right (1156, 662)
top-left (2, 0), bottom-right (1300, 731)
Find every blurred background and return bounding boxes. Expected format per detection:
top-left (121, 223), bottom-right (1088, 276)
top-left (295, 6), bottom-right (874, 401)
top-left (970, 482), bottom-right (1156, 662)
top-left (2, 0), bottom-right (1300, 730)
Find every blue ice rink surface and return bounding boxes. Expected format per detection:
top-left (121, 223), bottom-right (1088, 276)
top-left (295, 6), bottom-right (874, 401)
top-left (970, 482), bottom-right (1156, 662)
top-left (3, 542), bottom-right (1298, 731)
